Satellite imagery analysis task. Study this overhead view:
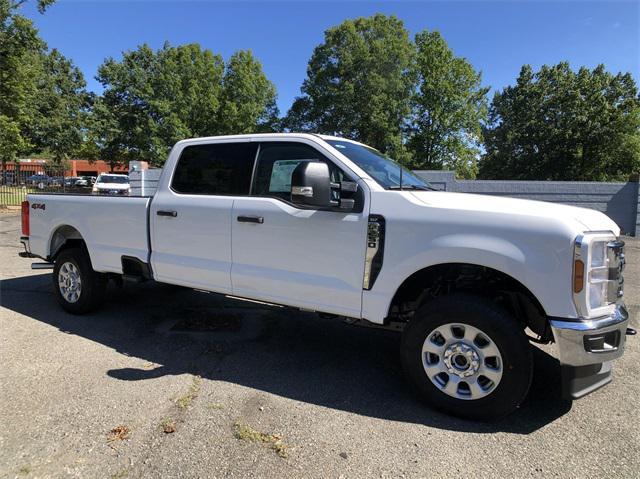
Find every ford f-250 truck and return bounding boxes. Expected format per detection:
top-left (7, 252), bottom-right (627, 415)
top-left (18, 133), bottom-right (630, 419)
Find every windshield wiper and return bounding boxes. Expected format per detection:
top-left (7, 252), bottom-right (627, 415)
top-left (388, 185), bottom-right (436, 191)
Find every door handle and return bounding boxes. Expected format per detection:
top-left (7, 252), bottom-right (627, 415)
top-left (157, 210), bottom-right (177, 217)
top-left (237, 215), bottom-right (264, 224)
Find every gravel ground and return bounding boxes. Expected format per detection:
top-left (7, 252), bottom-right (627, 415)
top-left (1, 211), bottom-right (638, 478)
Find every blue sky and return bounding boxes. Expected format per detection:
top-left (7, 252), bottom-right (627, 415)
top-left (24, 0), bottom-right (640, 113)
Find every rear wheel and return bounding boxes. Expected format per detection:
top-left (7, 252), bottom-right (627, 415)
top-left (401, 294), bottom-right (533, 420)
top-left (53, 247), bottom-right (107, 314)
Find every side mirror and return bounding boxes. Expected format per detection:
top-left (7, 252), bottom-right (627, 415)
top-left (291, 161), bottom-right (331, 208)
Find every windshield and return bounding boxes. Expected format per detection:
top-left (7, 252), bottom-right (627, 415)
top-left (97, 175), bottom-right (128, 184)
top-left (327, 140), bottom-right (431, 190)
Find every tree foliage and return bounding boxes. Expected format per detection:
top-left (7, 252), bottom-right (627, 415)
top-left (218, 50), bottom-right (279, 134)
top-left (406, 31), bottom-right (488, 178)
top-left (0, 0), bottom-right (46, 162)
top-left (481, 63), bottom-right (640, 180)
top-left (92, 43), bottom-right (277, 166)
top-left (26, 49), bottom-right (91, 162)
top-left (0, 114), bottom-right (27, 162)
top-left (2, 6), bottom-right (638, 183)
top-left (284, 16), bottom-right (489, 176)
top-left (1, 0), bottom-right (89, 164)
top-left (93, 43), bottom-right (223, 166)
top-left (284, 14), bottom-right (415, 162)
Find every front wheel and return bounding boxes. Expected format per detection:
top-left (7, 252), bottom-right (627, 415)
top-left (401, 294), bottom-right (533, 420)
top-left (53, 247), bottom-right (107, 314)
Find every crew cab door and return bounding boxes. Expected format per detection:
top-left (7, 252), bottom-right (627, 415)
top-left (150, 141), bottom-right (258, 293)
top-left (231, 141), bottom-right (369, 318)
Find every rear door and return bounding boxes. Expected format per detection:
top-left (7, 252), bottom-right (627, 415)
top-left (150, 141), bottom-right (258, 293)
top-left (231, 141), bottom-right (370, 318)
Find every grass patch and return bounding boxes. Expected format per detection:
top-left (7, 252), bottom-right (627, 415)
top-left (111, 468), bottom-right (129, 479)
top-left (0, 186), bottom-right (38, 206)
top-left (233, 421), bottom-right (288, 459)
top-left (207, 403), bottom-right (225, 410)
top-left (174, 375), bottom-right (202, 410)
top-left (107, 425), bottom-right (131, 442)
top-left (18, 465), bottom-right (32, 475)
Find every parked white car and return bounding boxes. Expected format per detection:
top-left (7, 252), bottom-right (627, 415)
top-left (74, 176), bottom-right (96, 188)
top-left (18, 133), bottom-right (629, 420)
top-left (92, 174), bottom-right (130, 195)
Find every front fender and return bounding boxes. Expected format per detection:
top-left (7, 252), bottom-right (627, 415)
top-left (361, 232), bottom-right (577, 324)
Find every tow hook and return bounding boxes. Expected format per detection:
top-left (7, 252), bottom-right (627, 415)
top-left (627, 328), bottom-right (637, 336)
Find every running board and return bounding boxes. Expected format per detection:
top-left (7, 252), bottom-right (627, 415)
top-left (31, 262), bottom-right (54, 270)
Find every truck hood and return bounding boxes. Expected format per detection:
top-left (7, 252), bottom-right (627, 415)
top-left (410, 191), bottom-right (620, 235)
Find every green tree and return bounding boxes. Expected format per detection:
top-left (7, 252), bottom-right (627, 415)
top-left (93, 43), bottom-right (224, 165)
top-left (406, 30), bottom-right (488, 179)
top-left (284, 14), bottom-right (415, 162)
top-left (80, 95), bottom-right (126, 172)
top-left (153, 43), bottom-right (225, 147)
top-left (93, 43), bottom-right (277, 166)
top-left (481, 63), bottom-right (640, 180)
top-left (0, 115), bottom-right (27, 164)
top-left (0, 0), bottom-right (54, 164)
top-left (218, 50), bottom-right (278, 134)
top-left (24, 49), bottom-right (91, 162)
top-left (0, 0), bottom-right (89, 170)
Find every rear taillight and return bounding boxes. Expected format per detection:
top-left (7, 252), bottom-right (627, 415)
top-left (21, 200), bottom-right (29, 236)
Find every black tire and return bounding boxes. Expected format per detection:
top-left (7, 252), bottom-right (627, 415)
top-left (52, 247), bottom-right (107, 314)
top-left (400, 293), bottom-right (533, 420)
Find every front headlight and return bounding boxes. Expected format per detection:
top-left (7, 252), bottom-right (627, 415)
top-left (587, 240), bottom-right (608, 310)
top-left (573, 233), bottom-right (625, 318)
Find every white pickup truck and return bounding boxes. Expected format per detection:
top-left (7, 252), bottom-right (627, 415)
top-left (19, 133), bottom-right (629, 419)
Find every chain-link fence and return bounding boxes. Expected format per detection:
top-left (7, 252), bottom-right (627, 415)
top-left (0, 163), bottom-right (95, 206)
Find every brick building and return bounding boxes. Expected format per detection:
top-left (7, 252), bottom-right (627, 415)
top-left (3, 159), bottom-right (127, 176)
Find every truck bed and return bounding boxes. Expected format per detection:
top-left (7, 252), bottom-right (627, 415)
top-left (27, 194), bottom-right (151, 274)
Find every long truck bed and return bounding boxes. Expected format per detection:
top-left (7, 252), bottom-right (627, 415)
top-left (25, 193), bottom-right (152, 275)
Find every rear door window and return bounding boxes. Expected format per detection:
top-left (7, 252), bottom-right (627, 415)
top-left (172, 142), bottom-right (258, 195)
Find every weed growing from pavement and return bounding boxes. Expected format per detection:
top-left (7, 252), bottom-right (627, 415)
top-left (18, 465), bottom-right (32, 475)
top-left (107, 425), bottom-right (131, 442)
top-left (174, 375), bottom-right (202, 410)
top-left (233, 421), bottom-right (288, 458)
top-left (160, 418), bottom-right (177, 434)
top-left (111, 468), bottom-right (129, 478)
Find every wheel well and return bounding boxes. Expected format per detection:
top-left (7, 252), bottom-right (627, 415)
top-left (388, 263), bottom-right (551, 340)
top-left (49, 225), bottom-right (86, 261)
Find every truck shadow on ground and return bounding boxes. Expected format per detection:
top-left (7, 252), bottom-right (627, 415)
top-left (2, 273), bottom-right (572, 434)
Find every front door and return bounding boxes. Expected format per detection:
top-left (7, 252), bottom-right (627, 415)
top-left (151, 141), bottom-right (258, 293)
top-left (231, 141), bottom-right (369, 318)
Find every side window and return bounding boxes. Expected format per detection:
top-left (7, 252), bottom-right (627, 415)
top-left (252, 142), bottom-right (345, 200)
top-left (171, 142), bottom-right (258, 195)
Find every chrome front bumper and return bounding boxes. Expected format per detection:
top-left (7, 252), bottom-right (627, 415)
top-left (550, 304), bottom-right (629, 367)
